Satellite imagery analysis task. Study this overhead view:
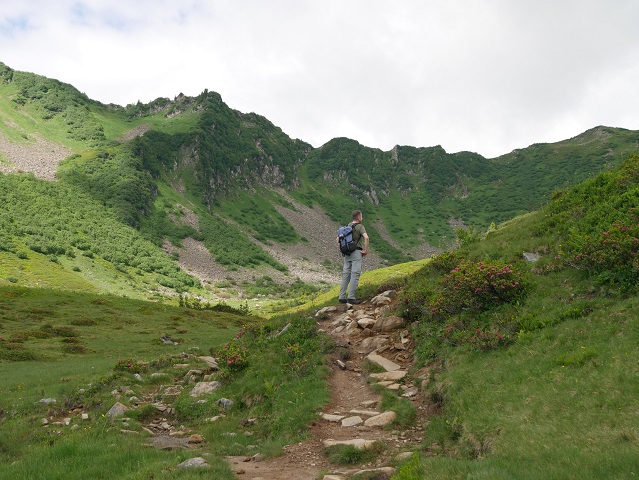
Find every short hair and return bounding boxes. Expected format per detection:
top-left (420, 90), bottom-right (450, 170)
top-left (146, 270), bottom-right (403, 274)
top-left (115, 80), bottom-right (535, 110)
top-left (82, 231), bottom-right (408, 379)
top-left (352, 210), bottom-right (362, 220)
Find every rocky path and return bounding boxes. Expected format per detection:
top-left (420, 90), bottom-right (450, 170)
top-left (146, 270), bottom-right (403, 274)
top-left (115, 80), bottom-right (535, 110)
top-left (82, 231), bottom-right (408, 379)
top-left (225, 291), bottom-right (429, 480)
top-left (38, 292), bottom-right (429, 479)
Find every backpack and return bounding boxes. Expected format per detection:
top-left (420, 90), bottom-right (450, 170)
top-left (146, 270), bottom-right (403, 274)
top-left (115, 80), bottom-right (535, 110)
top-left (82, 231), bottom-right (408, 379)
top-left (337, 223), bottom-right (359, 255)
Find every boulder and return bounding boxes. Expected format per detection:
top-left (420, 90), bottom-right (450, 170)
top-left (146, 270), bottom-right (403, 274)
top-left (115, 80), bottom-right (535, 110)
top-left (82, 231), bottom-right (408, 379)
top-left (189, 381), bottom-right (221, 397)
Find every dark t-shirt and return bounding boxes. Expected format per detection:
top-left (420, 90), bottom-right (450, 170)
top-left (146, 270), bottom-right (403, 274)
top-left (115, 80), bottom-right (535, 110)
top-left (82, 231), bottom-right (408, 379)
top-left (350, 222), bottom-right (367, 250)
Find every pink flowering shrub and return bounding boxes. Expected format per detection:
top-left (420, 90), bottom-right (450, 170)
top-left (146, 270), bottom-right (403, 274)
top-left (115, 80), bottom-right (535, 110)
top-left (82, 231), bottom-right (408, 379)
top-left (401, 258), bottom-right (527, 356)
top-left (216, 339), bottom-right (249, 373)
top-left (432, 260), bottom-right (526, 316)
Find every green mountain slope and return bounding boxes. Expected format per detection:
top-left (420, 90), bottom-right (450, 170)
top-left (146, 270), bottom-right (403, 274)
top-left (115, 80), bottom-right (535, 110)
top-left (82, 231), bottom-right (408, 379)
top-left (393, 153), bottom-right (639, 478)
top-left (1, 61), bottom-right (639, 301)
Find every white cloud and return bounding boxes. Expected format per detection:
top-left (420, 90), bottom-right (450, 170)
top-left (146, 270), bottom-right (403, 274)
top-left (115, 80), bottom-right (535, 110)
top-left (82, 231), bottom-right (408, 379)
top-left (1, 0), bottom-right (639, 157)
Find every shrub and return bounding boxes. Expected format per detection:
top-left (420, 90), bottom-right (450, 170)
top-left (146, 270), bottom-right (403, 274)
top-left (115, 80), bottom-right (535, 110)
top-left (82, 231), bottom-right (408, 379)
top-left (570, 208), bottom-right (639, 289)
top-left (114, 358), bottom-right (148, 373)
top-left (432, 260), bottom-right (526, 316)
top-left (215, 339), bottom-right (249, 374)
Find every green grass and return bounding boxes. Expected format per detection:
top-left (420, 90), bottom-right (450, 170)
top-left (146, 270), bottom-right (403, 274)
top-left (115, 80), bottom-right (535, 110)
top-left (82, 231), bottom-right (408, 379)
top-left (394, 155), bottom-right (639, 479)
top-left (0, 285), bottom-right (336, 479)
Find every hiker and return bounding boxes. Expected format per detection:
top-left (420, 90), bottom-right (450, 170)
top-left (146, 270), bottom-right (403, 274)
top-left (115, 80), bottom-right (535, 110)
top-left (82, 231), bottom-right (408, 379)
top-left (337, 210), bottom-right (369, 304)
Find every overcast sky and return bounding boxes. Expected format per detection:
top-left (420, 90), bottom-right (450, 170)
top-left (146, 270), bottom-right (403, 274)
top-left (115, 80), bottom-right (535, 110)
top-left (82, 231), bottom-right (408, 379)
top-left (1, 0), bottom-right (638, 158)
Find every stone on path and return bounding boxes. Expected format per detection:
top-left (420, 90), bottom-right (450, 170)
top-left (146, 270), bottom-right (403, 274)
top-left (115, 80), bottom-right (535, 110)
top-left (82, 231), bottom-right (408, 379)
top-left (366, 353), bottom-right (401, 372)
top-left (349, 409), bottom-right (380, 418)
top-left (316, 306), bottom-right (338, 318)
top-left (189, 381), bottom-right (221, 397)
top-left (357, 317), bottom-right (376, 329)
top-left (353, 467), bottom-right (395, 478)
top-left (372, 315), bottom-right (406, 333)
top-left (323, 476), bottom-right (345, 480)
top-left (321, 413), bottom-right (345, 422)
top-left (402, 386), bottom-right (419, 397)
top-left (370, 370), bottom-right (407, 381)
top-left (364, 411), bottom-right (396, 427)
top-left (341, 416), bottom-right (363, 427)
top-left (177, 457), bottom-right (208, 468)
top-left (323, 438), bottom-right (377, 449)
top-left (386, 383), bottom-right (401, 391)
top-left (359, 336), bottom-right (390, 354)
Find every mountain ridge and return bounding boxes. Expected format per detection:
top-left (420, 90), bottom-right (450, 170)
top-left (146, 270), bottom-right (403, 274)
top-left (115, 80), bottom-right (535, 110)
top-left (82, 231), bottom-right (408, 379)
top-left (1, 61), bottom-right (638, 302)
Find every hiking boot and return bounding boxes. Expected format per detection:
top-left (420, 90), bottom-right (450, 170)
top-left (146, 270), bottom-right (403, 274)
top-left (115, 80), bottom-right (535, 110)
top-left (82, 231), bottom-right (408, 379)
top-left (346, 298), bottom-right (361, 304)
top-left (338, 298), bottom-right (348, 304)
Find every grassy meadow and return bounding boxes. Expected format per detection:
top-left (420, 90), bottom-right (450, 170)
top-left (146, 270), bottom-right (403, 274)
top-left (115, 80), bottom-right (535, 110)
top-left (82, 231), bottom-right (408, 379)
top-left (0, 285), bottom-right (335, 479)
top-left (393, 156), bottom-right (639, 479)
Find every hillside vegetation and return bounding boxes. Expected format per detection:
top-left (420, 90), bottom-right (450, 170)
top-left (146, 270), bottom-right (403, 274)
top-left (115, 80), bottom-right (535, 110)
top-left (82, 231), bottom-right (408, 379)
top-left (1, 62), bottom-right (639, 479)
top-left (392, 153), bottom-right (639, 479)
top-left (2, 62), bottom-right (639, 302)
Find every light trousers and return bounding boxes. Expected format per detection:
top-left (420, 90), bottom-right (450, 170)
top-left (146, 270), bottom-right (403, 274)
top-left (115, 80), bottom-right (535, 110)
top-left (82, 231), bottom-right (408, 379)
top-left (339, 250), bottom-right (363, 299)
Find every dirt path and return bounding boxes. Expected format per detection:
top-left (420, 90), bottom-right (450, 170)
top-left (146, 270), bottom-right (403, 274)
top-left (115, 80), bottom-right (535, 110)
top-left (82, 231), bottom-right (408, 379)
top-left (226, 294), bottom-right (428, 479)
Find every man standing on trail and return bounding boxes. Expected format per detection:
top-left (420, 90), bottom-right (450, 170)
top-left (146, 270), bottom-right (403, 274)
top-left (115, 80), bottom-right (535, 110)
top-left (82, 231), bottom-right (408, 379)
top-left (337, 210), bottom-right (369, 304)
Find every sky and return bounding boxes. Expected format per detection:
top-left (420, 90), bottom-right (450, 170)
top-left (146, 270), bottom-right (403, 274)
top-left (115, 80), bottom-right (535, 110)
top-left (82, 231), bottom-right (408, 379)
top-left (1, 0), bottom-right (639, 158)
